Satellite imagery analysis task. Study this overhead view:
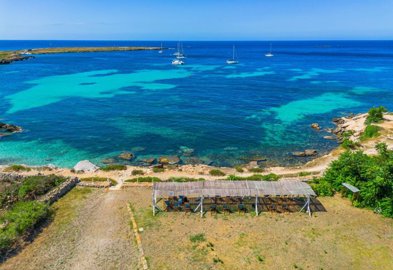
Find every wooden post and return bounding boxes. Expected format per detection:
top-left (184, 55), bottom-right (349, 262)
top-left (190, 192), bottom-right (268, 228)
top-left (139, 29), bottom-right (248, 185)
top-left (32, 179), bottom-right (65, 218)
top-left (255, 195), bottom-right (259, 216)
top-left (152, 191), bottom-right (156, 216)
top-left (307, 196), bottom-right (311, 217)
top-left (200, 196), bottom-right (204, 218)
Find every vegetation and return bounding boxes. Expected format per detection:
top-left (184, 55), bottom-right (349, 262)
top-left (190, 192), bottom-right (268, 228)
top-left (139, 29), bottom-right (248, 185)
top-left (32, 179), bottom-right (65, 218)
top-left (3, 164), bottom-right (31, 172)
top-left (298, 171), bottom-right (312, 177)
top-left (131, 169), bottom-right (145, 176)
top-left (189, 233), bottom-right (206, 243)
top-left (167, 177), bottom-right (205, 182)
top-left (227, 173), bottom-right (280, 181)
top-left (360, 125), bottom-right (381, 140)
top-left (125, 177), bottom-right (161, 183)
top-left (341, 138), bottom-right (360, 150)
top-left (248, 167), bottom-right (264, 173)
top-left (311, 143), bottom-right (393, 218)
top-left (234, 165), bottom-right (244, 173)
top-left (365, 106), bottom-right (387, 125)
top-left (100, 164), bottom-right (127, 171)
top-left (209, 169), bottom-right (226, 176)
top-left (153, 167), bottom-right (165, 173)
top-left (0, 201), bottom-right (50, 255)
top-left (81, 177), bottom-right (117, 185)
top-left (0, 175), bottom-right (66, 208)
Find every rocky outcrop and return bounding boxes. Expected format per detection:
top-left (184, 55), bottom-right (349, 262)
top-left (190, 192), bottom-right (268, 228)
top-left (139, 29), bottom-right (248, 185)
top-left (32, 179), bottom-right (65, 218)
top-left (311, 123), bottom-right (321, 130)
top-left (0, 122), bottom-right (22, 137)
top-left (118, 152), bottom-right (134, 161)
top-left (292, 149), bottom-right (318, 157)
top-left (158, 156), bottom-right (180, 165)
top-left (140, 158), bottom-right (156, 166)
top-left (73, 160), bottom-right (99, 172)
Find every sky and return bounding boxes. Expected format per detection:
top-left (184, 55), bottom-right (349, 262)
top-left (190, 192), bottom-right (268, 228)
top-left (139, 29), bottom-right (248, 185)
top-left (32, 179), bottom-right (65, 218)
top-left (1, 0), bottom-right (393, 40)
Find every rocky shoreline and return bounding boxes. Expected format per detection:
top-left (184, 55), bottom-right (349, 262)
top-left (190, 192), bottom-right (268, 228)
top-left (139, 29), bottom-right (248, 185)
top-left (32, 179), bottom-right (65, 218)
top-left (1, 112), bottom-right (392, 182)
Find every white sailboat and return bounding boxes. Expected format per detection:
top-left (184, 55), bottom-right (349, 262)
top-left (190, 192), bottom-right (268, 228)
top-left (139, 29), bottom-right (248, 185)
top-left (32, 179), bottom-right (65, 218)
top-left (176, 43), bottom-right (186, 59)
top-left (265, 43), bottom-right (274, 57)
top-left (226, 45), bottom-right (239, 64)
top-left (172, 42), bottom-right (185, 65)
top-left (158, 42), bottom-right (163, 54)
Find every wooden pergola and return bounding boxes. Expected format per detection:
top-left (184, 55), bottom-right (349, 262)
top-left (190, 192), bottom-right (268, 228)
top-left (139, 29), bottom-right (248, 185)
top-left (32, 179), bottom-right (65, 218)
top-left (152, 180), bottom-right (316, 217)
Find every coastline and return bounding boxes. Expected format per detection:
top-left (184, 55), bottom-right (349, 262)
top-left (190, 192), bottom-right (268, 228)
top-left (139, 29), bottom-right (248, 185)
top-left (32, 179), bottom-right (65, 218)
top-left (0, 46), bottom-right (160, 64)
top-left (2, 112), bottom-right (392, 184)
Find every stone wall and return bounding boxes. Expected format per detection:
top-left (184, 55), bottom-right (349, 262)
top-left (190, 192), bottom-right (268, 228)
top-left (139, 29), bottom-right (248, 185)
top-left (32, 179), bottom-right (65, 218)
top-left (39, 177), bottom-right (80, 204)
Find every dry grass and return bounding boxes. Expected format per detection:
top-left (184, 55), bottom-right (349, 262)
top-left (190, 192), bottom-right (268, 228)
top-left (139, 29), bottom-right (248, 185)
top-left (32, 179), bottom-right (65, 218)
top-left (128, 188), bottom-right (393, 270)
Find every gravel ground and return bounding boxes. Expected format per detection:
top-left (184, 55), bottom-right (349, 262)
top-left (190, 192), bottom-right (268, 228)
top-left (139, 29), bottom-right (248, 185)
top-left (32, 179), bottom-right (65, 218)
top-left (0, 188), bottom-right (139, 270)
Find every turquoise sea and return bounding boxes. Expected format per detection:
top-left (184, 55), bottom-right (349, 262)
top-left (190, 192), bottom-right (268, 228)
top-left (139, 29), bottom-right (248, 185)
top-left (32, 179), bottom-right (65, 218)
top-left (0, 40), bottom-right (392, 167)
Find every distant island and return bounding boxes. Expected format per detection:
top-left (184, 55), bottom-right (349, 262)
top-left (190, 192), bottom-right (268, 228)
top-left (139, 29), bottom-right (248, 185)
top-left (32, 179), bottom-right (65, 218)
top-left (0, 46), bottom-right (161, 64)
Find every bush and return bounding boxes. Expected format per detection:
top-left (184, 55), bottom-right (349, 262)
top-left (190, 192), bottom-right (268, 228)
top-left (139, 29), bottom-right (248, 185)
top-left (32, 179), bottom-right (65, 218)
top-left (125, 177), bottom-right (161, 183)
top-left (248, 167), bottom-right (264, 173)
top-left (189, 233), bottom-right (206, 243)
top-left (131, 169), bottom-right (144, 176)
top-left (360, 125), bottom-right (380, 140)
top-left (234, 165), bottom-right (244, 173)
top-left (313, 145), bottom-right (393, 218)
top-left (0, 201), bottom-right (50, 254)
top-left (298, 171), bottom-right (312, 177)
top-left (18, 175), bottom-right (66, 201)
top-left (209, 169), bottom-right (226, 176)
top-left (100, 164), bottom-right (127, 171)
top-left (3, 164), bottom-right (31, 172)
top-left (81, 177), bottom-right (117, 185)
top-left (167, 177), bottom-right (205, 182)
top-left (227, 173), bottom-right (280, 181)
top-left (365, 106), bottom-right (387, 125)
top-left (310, 178), bottom-right (334, 196)
top-left (152, 167), bottom-right (165, 173)
top-left (341, 138), bottom-right (360, 150)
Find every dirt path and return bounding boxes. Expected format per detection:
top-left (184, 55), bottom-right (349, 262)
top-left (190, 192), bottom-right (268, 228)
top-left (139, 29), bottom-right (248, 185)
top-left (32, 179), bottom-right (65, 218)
top-left (0, 188), bottom-right (139, 270)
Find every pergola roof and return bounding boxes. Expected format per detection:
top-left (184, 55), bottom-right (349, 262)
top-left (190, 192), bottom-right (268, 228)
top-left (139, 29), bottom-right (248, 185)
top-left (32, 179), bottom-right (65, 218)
top-left (153, 180), bottom-right (316, 198)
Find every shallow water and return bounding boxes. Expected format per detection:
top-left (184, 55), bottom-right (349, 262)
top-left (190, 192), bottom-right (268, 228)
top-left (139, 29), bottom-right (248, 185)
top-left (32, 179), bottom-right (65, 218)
top-left (1, 40), bottom-right (392, 167)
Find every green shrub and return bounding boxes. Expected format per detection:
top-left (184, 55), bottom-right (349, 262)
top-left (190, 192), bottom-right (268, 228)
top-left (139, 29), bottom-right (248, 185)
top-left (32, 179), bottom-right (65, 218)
top-left (131, 169), bottom-right (144, 176)
top-left (167, 177), bottom-right (205, 182)
top-left (189, 233), bottom-right (206, 243)
top-left (100, 164), bottom-right (127, 171)
top-left (314, 146), bottom-right (393, 218)
top-left (0, 201), bottom-right (50, 254)
top-left (153, 167), bottom-right (165, 173)
top-left (341, 138), bottom-right (360, 150)
top-left (17, 175), bottom-right (66, 201)
top-left (209, 169), bottom-right (226, 176)
top-left (227, 173), bottom-right (280, 181)
top-left (365, 106), bottom-right (387, 125)
top-left (234, 165), bottom-right (244, 173)
top-left (125, 177), bottom-right (161, 183)
top-left (298, 171), bottom-right (312, 177)
top-left (3, 164), bottom-right (31, 172)
top-left (81, 177), bottom-right (117, 185)
top-left (360, 125), bottom-right (380, 140)
top-left (310, 178), bottom-right (334, 196)
top-left (248, 167), bottom-right (264, 173)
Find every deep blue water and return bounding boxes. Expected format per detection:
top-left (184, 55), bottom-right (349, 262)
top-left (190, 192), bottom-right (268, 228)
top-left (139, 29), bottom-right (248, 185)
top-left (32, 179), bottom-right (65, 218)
top-left (0, 40), bottom-right (392, 167)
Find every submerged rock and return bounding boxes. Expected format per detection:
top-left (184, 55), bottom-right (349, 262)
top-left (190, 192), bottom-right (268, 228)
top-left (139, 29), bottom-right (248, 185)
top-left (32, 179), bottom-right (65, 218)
top-left (311, 123), bottom-right (321, 130)
top-left (179, 146), bottom-right (194, 157)
top-left (292, 149), bottom-right (318, 157)
top-left (158, 156), bottom-right (180, 165)
top-left (102, 158), bottom-right (116, 164)
top-left (73, 160), bottom-right (99, 172)
top-left (141, 157), bottom-right (156, 165)
top-left (0, 122), bottom-right (22, 133)
top-left (118, 152), bottom-right (134, 161)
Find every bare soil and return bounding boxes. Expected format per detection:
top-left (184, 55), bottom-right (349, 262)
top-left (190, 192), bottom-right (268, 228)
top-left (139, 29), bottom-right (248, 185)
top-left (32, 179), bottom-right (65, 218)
top-left (0, 188), bottom-right (139, 270)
